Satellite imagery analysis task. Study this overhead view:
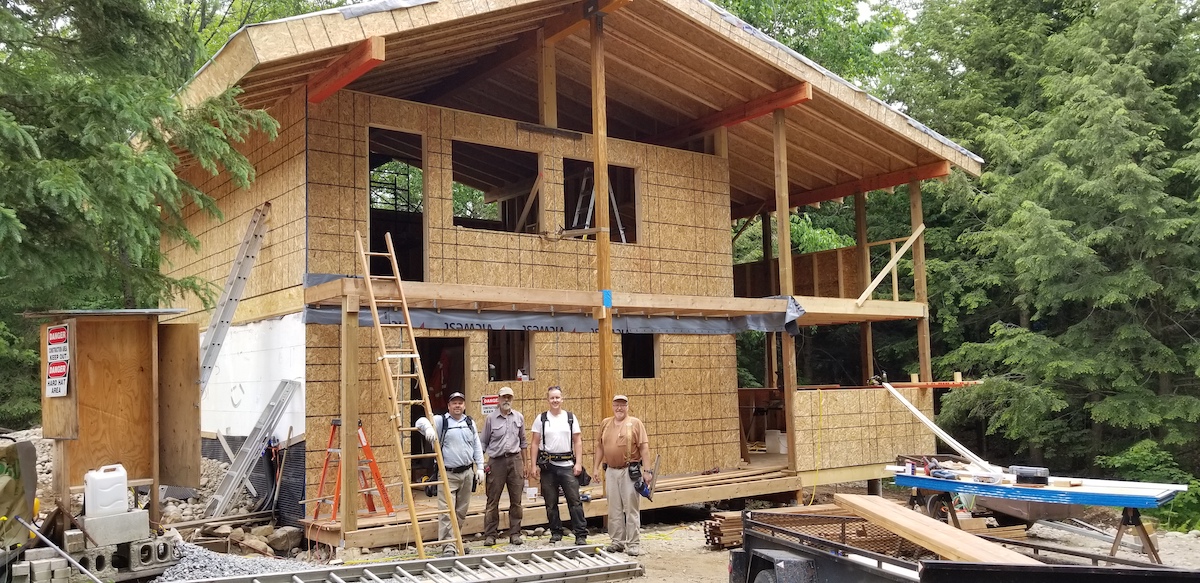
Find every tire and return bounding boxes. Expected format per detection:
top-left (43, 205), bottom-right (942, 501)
top-left (926, 493), bottom-right (950, 521)
top-left (752, 569), bottom-right (778, 583)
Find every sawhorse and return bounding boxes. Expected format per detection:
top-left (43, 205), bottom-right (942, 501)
top-left (1110, 507), bottom-right (1161, 564)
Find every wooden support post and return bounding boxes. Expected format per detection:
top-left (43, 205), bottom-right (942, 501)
top-left (761, 212), bottom-right (777, 388)
top-left (149, 320), bottom-right (161, 526)
top-left (340, 295), bottom-right (360, 533)
top-left (909, 181), bottom-right (932, 383)
top-left (855, 191), bottom-right (873, 384)
top-left (54, 440), bottom-right (70, 533)
top-left (592, 15), bottom-right (615, 408)
top-left (773, 109), bottom-right (798, 473)
top-left (538, 29), bottom-right (557, 128)
top-left (713, 126), bottom-right (729, 158)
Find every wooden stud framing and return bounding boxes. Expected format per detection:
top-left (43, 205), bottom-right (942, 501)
top-left (760, 212), bottom-right (778, 389)
top-left (538, 29), bottom-right (557, 127)
top-left (773, 109), bottom-right (798, 473)
top-left (855, 191), bottom-right (873, 384)
top-left (731, 161), bottom-right (952, 219)
top-left (307, 37), bottom-right (385, 104)
top-left (340, 295), bottom-right (360, 532)
top-left (909, 181), bottom-right (932, 383)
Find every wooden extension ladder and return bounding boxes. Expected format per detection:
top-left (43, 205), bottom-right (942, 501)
top-left (355, 231), bottom-right (465, 558)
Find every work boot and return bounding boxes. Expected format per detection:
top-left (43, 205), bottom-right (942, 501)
top-left (603, 543), bottom-right (624, 553)
top-left (575, 536), bottom-right (588, 546)
top-left (549, 532), bottom-right (563, 543)
top-left (510, 534), bottom-right (523, 545)
top-left (624, 546), bottom-right (642, 556)
top-left (483, 536), bottom-right (496, 546)
top-left (440, 546), bottom-right (456, 558)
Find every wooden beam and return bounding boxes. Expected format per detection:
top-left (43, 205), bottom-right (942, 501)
top-left (773, 109), bottom-right (799, 474)
top-left (538, 29), bottom-right (557, 127)
top-left (650, 83), bottom-right (811, 145)
top-left (545, 0), bottom-right (631, 45)
top-left (731, 161), bottom-right (952, 219)
top-left (514, 173), bottom-right (543, 232)
top-left (592, 14), bottom-right (616, 410)
top-left (855, 191), bottom-right (873, 384)
top-left (307, 37), bottom-right (384, 104)
top-left (833, 494), bottom-right (1042, 564)
top-left (339, 295), bottom-right (360, 532)
top-left (910, 180), bottom-right (932, 383)
top-left (855, 223), bottom-right (924, 306)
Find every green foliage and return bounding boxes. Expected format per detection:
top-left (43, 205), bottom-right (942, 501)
top-left (1097, 440), bottom-right (1200, 530)
top-left (713, 0), bottom-right (903, 82)
top-left (888, 0), bottom-right (1200, 477)
top-left (733, 213), bottom-right (855, 264)
top-left (0, 0), bottom-right (278, 428)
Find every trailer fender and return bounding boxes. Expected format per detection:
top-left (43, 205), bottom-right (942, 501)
top-left (748, 549), bottom-right (817, 583)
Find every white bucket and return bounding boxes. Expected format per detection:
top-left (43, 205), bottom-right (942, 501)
top-left (84, 464), bottom-right (128, 517)
top-left (765, 430), bottom-right (788, 454)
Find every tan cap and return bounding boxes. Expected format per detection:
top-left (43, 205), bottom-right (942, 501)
top-left (612, 394), bottom-right (629, 402)
top-left (498, 386), bottom-right (515, 397)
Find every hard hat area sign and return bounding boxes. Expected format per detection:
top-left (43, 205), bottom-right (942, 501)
top-left (481, 394), bottom-right (499, 416)
top-left (44, 324), bottom-right (70, 397)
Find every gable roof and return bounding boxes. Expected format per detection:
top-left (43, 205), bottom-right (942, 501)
top-left (181, 0), bottom-right (982, 214)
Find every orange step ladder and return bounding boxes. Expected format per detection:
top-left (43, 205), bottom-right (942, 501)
top-left (310, 419), bottom-right (395, 520)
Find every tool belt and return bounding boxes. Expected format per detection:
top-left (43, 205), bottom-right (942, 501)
top-left (448, 464), bottom-right (473, 473)
top-left (536, 450), bottom-right (575, 468)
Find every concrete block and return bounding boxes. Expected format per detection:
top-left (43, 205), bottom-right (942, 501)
top-left (52, 568), bottom-right (73, 579)
top-left (24, 548), bottom-right (57, 561)
top-left (79, 510), bottom-right (149, 546)
top-left (29, 560), bottom-right (52, 573)
top-left (12, 576), bottom-right (29, 583)
top-left (49, 559), bottom-right (67, 570)
top-left (31, 571), bottom-right (50, 582)
top-left (73, 545), bottom-right (117, 582)
top-left (64, 529), bottom-right (85, 553)
top-left (11, 562), bottom-right (30, 577)
top-left (121, 537), bottom-right (175, 571)
top-left (51, 578), bottom-right (69, 583)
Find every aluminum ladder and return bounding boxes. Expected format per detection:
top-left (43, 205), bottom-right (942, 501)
top-left (356, 230), bottom-right (465, 559)
top-left (569, 168), bottom-right (627, 243)
top-left (168, 547), bottom-right (643, 583)
top-left (200, 202), bottom-right (271, 397)
top-left (204, 379), bottom-right (299, 518)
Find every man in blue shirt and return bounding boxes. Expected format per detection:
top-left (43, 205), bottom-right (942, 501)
top-left (416, 392), bottom-right (485, 556)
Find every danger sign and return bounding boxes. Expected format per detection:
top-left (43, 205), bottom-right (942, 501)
top-left (44, 324), bottom-right (70, 397)
top-left (481, 394), bottom-right (499, 416)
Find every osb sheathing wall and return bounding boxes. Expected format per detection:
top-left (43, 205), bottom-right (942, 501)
top-left (793, 388), bottom-right (936, 470)
top-left (303, 90), bottom-right (740, 503)
top-left (162, 89), bottom-right (308, 325)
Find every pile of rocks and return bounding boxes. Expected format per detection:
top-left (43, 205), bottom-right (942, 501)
top-left (192, 523), bottom-right (305, 557)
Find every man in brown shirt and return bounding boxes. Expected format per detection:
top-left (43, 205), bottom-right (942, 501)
top-left (592, 394), bottom-right (650, 556)
top-left (480, 386), bottom-right (528, 546)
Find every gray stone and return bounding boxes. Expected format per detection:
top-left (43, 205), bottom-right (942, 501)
top-left (267, 526), bottom-right (303, 552)
top-left (213, 525), bottom-right (233, 536)
top-left (240, 539), bottom-right (274, 556)
top-left (249, 525), bottom-right (275, 538)
top-left (228, 528), bottom-right (246, 542)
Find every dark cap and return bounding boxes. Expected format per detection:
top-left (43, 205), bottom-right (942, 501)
top-left (448, 392), bottom-right (466, 401)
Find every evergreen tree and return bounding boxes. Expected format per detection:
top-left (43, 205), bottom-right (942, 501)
top-left (0, 0), bottom-right (276, 428)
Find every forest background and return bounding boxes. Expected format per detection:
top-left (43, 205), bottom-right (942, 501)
top-left (1, 0), bottom-right (1198, 527)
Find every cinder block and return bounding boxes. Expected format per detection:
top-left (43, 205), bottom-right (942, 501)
top-left (12, 576), bottom-right (29, 583)
top-left (52, 568), bottom-right (73, 578)
top-left (24, 548), bottom-right (57, 561)
top-left (79, 510), bottom-right (149, 546)
top-left (49, 559), bottom-right (67, 571)
top-left (72, 544), bottom-right (117, 582)
top-left (121, 537), bottom-right (174, 571)
top-left (31, 570), bottom-right (51, 582)
top-left (51, 578), bottom-right (69, 583)
top-left (64, 529), bottom-right (85, 553)
top-left (29, 560), bottom-right (52, 573)
top-left (11, 562), bottom-right (30, 577)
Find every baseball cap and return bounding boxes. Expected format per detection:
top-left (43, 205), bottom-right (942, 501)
top-left (448, 392), bottom-right (466, 401)
top-left (613, 394), bottom-right (629, 402)
top-left (498, 386), bottom-right (515, 397)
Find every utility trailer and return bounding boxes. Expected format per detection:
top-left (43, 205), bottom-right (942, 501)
top-left (729, 510), bottom-right (1200, 583)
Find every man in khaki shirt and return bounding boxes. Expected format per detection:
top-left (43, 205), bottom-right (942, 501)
top-left (592, 394), bottom-right (650, 556)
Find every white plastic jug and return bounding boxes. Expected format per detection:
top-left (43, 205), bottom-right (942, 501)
top-left (84, 464), bottom-right (128, 517)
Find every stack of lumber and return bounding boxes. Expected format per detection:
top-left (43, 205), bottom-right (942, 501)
top-left (833, 494), bottom-right (1041, 564)
top-left (703, 503), bottom-right (850, 549)
top-left (964, 524), bottom-right (1028, 540)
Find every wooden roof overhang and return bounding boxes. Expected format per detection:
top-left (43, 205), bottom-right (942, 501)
top-left (179, 0), bottom-right (983, 215)
top-left (305, 277), bottom-right (923, 324)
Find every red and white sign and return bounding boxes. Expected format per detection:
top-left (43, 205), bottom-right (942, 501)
top-left (45, 324), bottom-right (70, 397)
top-left (481, 394), bottom-right (499, 416)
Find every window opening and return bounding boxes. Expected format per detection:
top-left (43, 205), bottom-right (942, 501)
top-left (489, 330), bottom-right (532, 382)
top-left (621, 333), bottom-right (656, 378)
top-left (451, 141), bottom-right (540, 233)
top-left (563, 159), bottom-right (637, 243)
top-left (369, 128), bottom-right (425, 281)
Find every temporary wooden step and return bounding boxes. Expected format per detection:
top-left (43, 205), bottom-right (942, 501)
top-left (356, 230), bottom-right (465, 559)
top-left (832, 494), bottom-right (1041, 564)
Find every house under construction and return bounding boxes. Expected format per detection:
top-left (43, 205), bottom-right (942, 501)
top-left (164, 0), bottom-right (984, 547)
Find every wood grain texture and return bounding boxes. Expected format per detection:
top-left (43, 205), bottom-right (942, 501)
top-left (158, 322), bottom-right (201, 487)
top-left (832, 493), bottom-right (1041, 564)
top-left (41, 320), bottom-right (79, 439)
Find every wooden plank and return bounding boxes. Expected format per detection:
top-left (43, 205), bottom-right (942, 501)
top-left (592, 14), bottom-right (615, 409)
top-left (832, 494), bottom-right (1041, 564)
top-left (307, 36), bottom-right (385, 104)
top-left (773, 109), bottom-right (798, 474)
top-left (158, 323), bottom-right (201, 487)
top-left (41, 320), bottom-right (79, 439)
top-left (65, 317), bottom-right (156, 485)
top-left (855, 224), bottom-right (924, 306)
top-left (651, 83), bottom-right (811, 145)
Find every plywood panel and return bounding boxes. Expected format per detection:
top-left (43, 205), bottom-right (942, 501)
top-left (40, 320), bottom-right (79, 439)
top-left (158, 322), bottom-right (201, 487)
top-left (65, 317), bottom-right (156, 485)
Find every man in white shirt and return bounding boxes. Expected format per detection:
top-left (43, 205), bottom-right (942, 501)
top-left (415, 392), bottom-right (485, 556)
top-left (530, 385), bottom-right (588, 546)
